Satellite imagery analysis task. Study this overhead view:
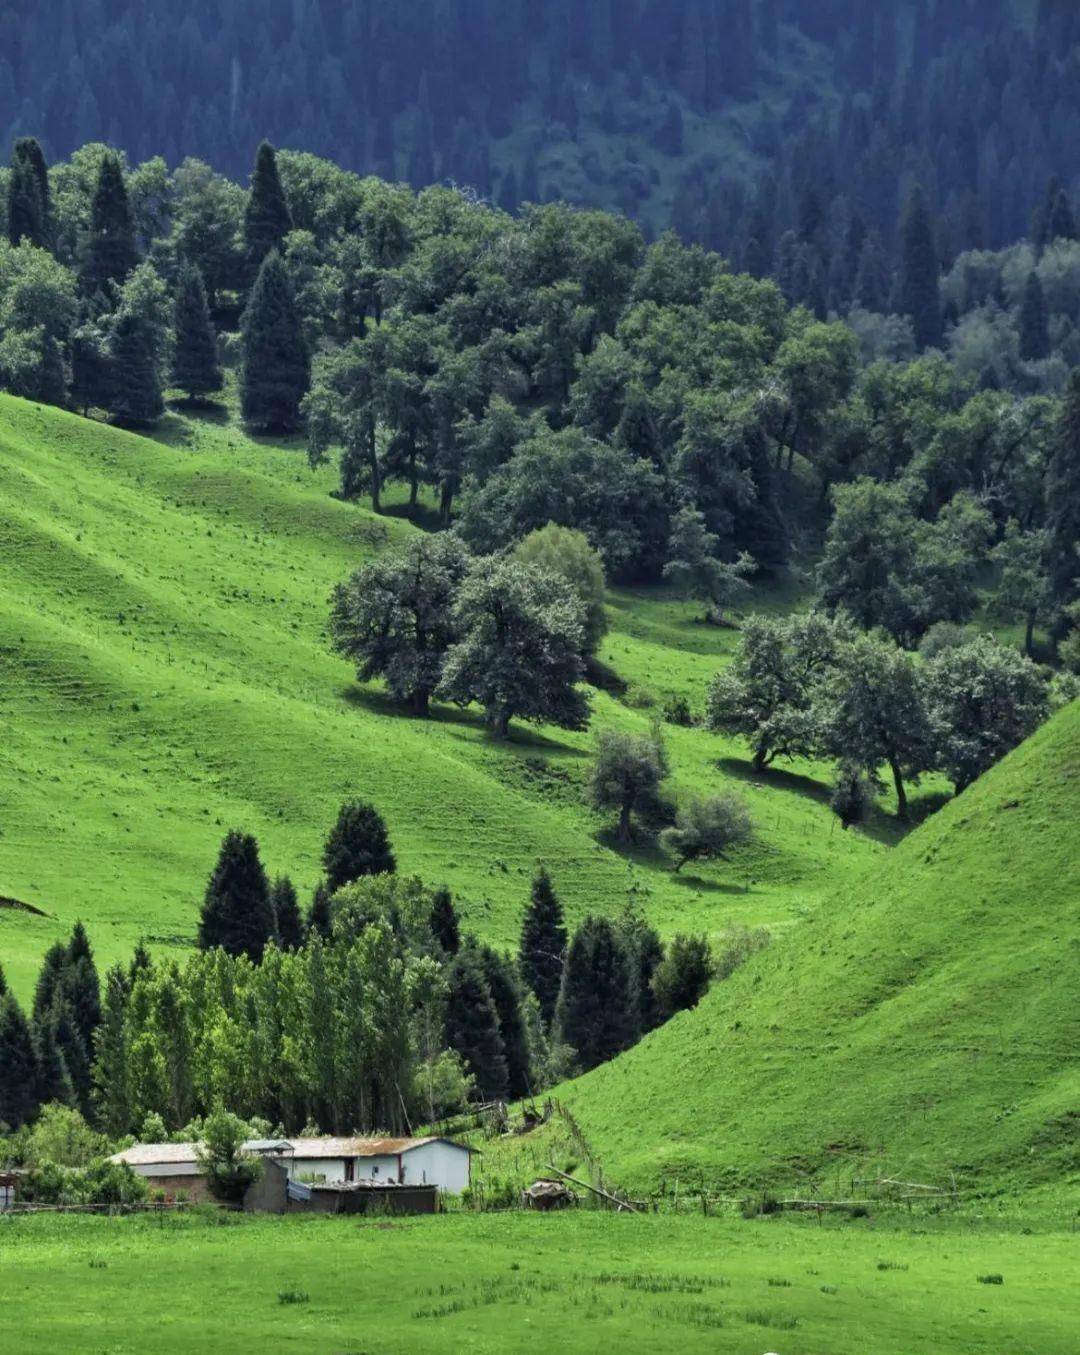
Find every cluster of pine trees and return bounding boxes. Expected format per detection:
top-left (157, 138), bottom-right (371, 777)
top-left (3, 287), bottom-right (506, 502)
top-left (0, 806), bottom-right (721, 1136)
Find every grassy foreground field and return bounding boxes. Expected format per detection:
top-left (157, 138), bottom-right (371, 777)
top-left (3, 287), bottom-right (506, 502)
top-left (0, 393), bottom-right (895, 997)
top-left (2, 1209), bottom-right (1076, 1355)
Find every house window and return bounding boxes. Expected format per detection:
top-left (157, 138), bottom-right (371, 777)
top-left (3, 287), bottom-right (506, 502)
top-left (345, 1158), bottom-right (355, 1183)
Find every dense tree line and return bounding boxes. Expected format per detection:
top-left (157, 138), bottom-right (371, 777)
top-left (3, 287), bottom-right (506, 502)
top-left (1, 813), bottom-right (736, 1135)
top-left (1, 137), bottom-right (1078, 661)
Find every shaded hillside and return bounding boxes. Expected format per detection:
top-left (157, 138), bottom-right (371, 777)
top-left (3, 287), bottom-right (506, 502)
top-left (0, 394), bottom-right (889, 997)
top-left (558, 700), bottom-right (1080, 1198)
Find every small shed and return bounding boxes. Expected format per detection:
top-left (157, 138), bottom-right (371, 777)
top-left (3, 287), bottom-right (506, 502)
top-left (244, 1160), bottom-right (437, 1215)
top-left (0, 1172), bottom-right (20, 1211)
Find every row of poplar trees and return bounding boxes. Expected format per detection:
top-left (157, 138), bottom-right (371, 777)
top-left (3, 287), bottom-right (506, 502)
top-left (0, 803), bottom-right (711, 1135)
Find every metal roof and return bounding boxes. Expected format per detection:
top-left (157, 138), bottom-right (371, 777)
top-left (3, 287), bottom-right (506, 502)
top-left (111, 1135), bottom-right (474, 1167)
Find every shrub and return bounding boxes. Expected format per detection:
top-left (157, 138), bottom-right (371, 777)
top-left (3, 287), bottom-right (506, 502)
top-left (977, 1273), bottom-right (1004, 1285)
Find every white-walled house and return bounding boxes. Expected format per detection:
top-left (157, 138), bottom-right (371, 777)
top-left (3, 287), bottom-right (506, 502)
top-left (111, 1135), bottom-right (474, 1197)
top-left (285, 1137), bottom-right (473, 1192)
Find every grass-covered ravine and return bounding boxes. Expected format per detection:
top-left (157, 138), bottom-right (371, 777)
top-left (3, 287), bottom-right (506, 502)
top-left (0, 392), bottom-right (897, 998)
top-left (1, 1209), bottom-right (1077, 1355)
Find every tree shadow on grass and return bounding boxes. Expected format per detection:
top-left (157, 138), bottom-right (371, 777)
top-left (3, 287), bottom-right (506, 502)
top-left (714, 755), bottom-right (934, 848)
top-left (717, 756), bottom-right (832, 806)
top-left (380, 500), bottom-right (443, 533)
top-left (339, 682), bottom-right (475, 730)
top-left (339, 683), bottom-right (590, 758)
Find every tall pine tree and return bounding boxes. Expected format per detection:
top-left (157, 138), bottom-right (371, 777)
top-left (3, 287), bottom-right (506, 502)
top-left (170, 264), bottom-right (223, 401)
top-left (240, 250), bottom-right (310, 432)
top-left (64, 921), bottom-right (101, 1059)
top-left (108, 307), bottom-right (164, 425)
top-left (243, 141), bottom-right (292, 287)
top-left (555, 915), bottom-right (636, 1073)
top-left (479, 945), bottom-right (531, 1099)
top-left (518, 867), bottom-right (567, 1027)
top-left (445, 944), bottom-right (508, 1101)
top-left (0, 994), bottom-right (39, 1129)
top-left (197, 830), bottom-right (276, 961)
top-left (80, 151), bottom-right (139, 296)
top-left (7, 137), bottom-right (52, 249)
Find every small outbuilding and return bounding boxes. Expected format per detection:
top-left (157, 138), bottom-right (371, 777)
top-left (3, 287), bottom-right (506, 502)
top-left (0, 1171), bottom-right (20, 1211)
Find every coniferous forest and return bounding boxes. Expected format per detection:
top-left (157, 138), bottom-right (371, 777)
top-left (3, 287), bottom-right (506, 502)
top-left (4, 2), bottom-right (1080, 292)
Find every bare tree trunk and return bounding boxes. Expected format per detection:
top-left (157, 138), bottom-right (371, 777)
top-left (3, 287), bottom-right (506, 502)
top-left (890, 759), bottom-right (908, 822)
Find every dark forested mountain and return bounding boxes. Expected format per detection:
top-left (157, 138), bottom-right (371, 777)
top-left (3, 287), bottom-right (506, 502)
top-left (2, 2), bottom-right (1080, 281)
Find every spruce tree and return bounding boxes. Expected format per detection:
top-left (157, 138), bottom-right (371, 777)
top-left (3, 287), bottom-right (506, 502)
top-left (430, 886), bottom-right (461, 955)
top-left (1047, 369), bottom-right (1080, 626)
top-left (899, 184), bottom-right (942, 350)
top-left (0, 994), bottom-right (39, 1129)
top-left (198, 829), bottom-right (276, 961)
top-left (518, 867), bottom-right (567, 1027)
top-left (271, 876), bottom-right (305, 950)
top-left (80, 151), bottom-right (139, 296)
top-left (7, 139), bottom-right (50, 249)
top-left (308, 881), bottom-right (333, 939)
top-left (33, 942), bottom-right (69, 1023)
top-left (69, 301), bottom-right (114, 416)
top-left (53, 995), bottom-right (93, 1116)
top-left (1019, 270), bottom-right (1050, 361)
top-left (33, 1003), bottom-right (75, 1109)
top-left (108, 307), bottom-right (164, 426)
top-left (170, 264), bottom-right (223, 401)
top-left (555, 916), bottom-right (636, 1073)
top-left (64, 922), bottom-right (101, 1057)
top-left (444, 945), bottom-right (508, 1101)
top-left (322, 801), bottom-right (396, 892)
top-left (479, 946), bottom-right (532, 1099)
top-left (243, 141), bottom-right (292, 287)
top-left (240, 250), bottom-right (310, 432)
top-left (128, 941), bottom-right (152, 985)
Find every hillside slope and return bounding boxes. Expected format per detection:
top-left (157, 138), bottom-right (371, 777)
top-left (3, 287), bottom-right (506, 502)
top-left (0, 395), bottom-right (887, 996)
top-left (558, 702), bottom-right (1080, 1198)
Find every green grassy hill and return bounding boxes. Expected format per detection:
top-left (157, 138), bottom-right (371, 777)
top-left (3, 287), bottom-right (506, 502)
top-left (0, 394), bottom-right (892, 998)
top-left (553, 701), bottom-right (1080, 1200)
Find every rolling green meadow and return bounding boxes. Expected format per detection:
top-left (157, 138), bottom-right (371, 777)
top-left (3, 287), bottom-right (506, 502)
top-left (2, 391), bottom-right (1077, 1354)
top-left (2, 1209), bottom-right (1078, 1355)
top-left (0, 392), bottom-right (893, 998)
